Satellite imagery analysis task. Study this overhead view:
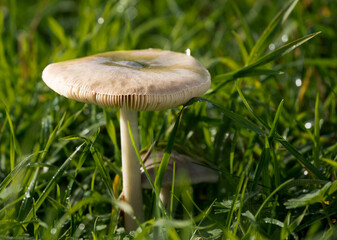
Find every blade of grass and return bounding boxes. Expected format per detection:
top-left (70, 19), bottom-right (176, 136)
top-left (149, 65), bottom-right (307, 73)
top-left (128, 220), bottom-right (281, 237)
top-left (185, 97), bottom-right (265, 136)
top-left (154, 107), bottom-right (186, 191)
top-left (321, 158), bottom-right (337, 168)
top-left (251, 136), bottom-right (270, 191)
top-left (47, 17), bottom-right (68, 47)
top-left (231, 83), bottom-right (325, 180)
top-left (17, 168), bottom-right (39, 221)
top-left (243, 178), bottom-right (294, 239)
top-left (225, 172), bottom-right (245, 230)
top-left (313, 93), bottom-right (320, 167)
top-left (127, 122), bottom-right (156, 193)
top-left (104, 109), bottom-right (120, 155)
top-left (268, 99), bottom-right (284, 187)
top-left (189, 97), bottom-right (325, 180)
top-left (170, 160), bottom-right (176, 219)
top-left (190, 199), bottom-right (218, 239)
top-left (247, 0), bottom-right (299, 63)
top-left (268, 99), bottom-right (284, 139)
top-left (234, 176), bottom-right (249, 235)
top-left (4, 105), bottom-right (17, 171)
top-left (229, 130), bottom-right (238, 174)
top-left (214, 69), bottom-right (284, 84)
top-left (0, 152), bottom-right (41, 194)
top-left (213, 32), bottom-right (320, 87)
top-left (230, 0), bottom-right (254, 51)
top-left (235, 79), bottom-right (268, 127)
top-left (39, 113), bottom-right (66, 162)
top-left (275, 134), bottom-right (326, 180)
top-left (24, 142), bottom-right (85, 223)
top-left (90, 141), bottom-right (115, 198)
top-left (232, 31), bottom-right (249, 64)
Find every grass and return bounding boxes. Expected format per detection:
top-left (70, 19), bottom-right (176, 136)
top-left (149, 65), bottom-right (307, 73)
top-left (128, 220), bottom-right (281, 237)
top-left (1, 0), bottom-right (337, 239)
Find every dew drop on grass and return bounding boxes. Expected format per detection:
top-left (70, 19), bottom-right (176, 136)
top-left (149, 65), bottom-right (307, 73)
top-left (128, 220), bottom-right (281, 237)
top-left (305, 122), bottom-right (312, 129)
top-left (117, 5), bottom-right (124, 13)
top-left (83, 108), bottom-right (90, 115)
top-left (295, 78), bottom-right (302, 87)
top-left (127, 7), bottom-right (138, 20)
top-left (82, 128), bottom-right (89, 135)
top-left (269, 43), bottom-right (275, 51)
top-left (79, 223), bottom-right (85, 230)
top-left (282, 34), bottom-right (288, 42)
top-left (210, 127), bottom-right (217, 137)
top-left (25, 191), bottom-right (31, 198)
top-left (98, 17), bottom-right (104, 24)
top-left (50, 228), bottom-right (57, 235)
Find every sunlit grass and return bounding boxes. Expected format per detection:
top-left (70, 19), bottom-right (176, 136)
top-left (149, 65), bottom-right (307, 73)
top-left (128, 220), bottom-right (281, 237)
top-left (1, 0), bottom-right (337, 239)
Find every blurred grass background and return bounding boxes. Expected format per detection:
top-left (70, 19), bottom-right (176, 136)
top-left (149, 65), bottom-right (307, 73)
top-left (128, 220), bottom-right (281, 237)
top-left (0, 0), bottom-right (337, 239)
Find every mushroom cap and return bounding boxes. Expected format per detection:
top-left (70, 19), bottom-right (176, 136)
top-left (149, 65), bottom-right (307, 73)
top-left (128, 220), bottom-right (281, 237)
top-left (141, 150), bottom-right (218, 189)
top-left (42, 49), bottom-right (211, 111)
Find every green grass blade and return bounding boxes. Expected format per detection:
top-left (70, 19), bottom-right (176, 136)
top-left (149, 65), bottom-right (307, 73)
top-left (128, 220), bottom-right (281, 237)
top-left (229, 130), bottom-right (238, 174)
top-left (275, 134), bottom-right (326, 180)
top-left (59, 105), bottom-right (86, 132)
top-left (169, 160), bottom-right (176, 219)
top-left (104, 110), bottom-right (120, 154)
top-left (284, 181), bottom-right (337, 209)
top-left (127, 122), bottom-right (157, 194)
top-left (24, 143), bottom-right (85, 222)
top-left (214, 69), bottom-right (283, 84)
top-left (47, 17), bottom-right (68, 47)
top-left (225, 172), bottom-right (245, 230)
top-left (0, 152), bottom-right (41, 194)
top-left (17, 168), bottom-right (39, 221)
top-left (235, 79), bottom-right (268, 127)
top-left (251, 136), bottom-right (270, 191)
top-left (219, 57), bottom-right (241, 71)
top-left (185, 97), bottom-right (265, 136)
top-left (213, 32), bottom-right (320, 89)
top-left (4, 105), bottom-right (17, 171)
top-left (243, 178), bottom-right (294, 238)
top-left (270, 147), bottom-right (281, 187)
top-left (40, 113), bottom-right (66, 162)
top-left (230, 0), bottom-right (254, 51)
top-left (232, 31), bottom-right (249, 64)
top-left (154, 107), bottom-right (185, 191)
top-left (234, 177), bottom-right (249, 235)
top-left (225, 82), bottom-right (324, 181)
top-left (269, 99), bottom-right (284, 139)
top-left (249, 32), bottom-right (320, 69)
top-left (247, 0), bottom-right (299, 63)
top-left (313, 93), bottom-right (320, 167)
top-left (90, 142), bottom-right (115, 198)
top-left (321, 158), bottom-right (337, 168)
top-left (281, 207), bottom-right (307, 239)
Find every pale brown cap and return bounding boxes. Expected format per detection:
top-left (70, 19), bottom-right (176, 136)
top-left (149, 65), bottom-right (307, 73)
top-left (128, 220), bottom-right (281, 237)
top-left (42, 49), bottom-right (211, 111)
top-left (140, 150), bottom-right (218, 189)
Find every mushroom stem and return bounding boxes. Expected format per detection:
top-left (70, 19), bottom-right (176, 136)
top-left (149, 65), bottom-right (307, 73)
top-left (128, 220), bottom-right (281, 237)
top-left (120, 108), bottom-right (144, 231)
top-left (159, 186), bottom-right (171, 207)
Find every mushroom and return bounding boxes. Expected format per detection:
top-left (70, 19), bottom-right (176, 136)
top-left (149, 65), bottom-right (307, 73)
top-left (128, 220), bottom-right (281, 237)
top-left (41, 49), bottom-right (211, 231)
top-left (141, 149), bottom-right (218, 207)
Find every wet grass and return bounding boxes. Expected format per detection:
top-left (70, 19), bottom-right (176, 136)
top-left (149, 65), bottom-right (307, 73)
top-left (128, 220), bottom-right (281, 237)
top-left (0, 0), bottom-right (337, 239)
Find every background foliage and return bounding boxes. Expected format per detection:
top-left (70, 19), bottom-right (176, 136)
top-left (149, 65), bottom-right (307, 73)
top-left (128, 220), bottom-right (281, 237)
top-left (0, 0), bottom-right (336, 239)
